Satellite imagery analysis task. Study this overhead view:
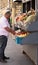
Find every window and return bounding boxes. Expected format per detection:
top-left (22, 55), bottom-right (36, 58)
top-left (23, 0), bottom-right (35, 13)
top-left (32, 0), bottom-right (35, 10)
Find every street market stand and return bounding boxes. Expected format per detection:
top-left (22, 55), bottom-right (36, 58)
top-left (12, 0), bottom-right (38, 65)
top-left (15, 12), bottom-right (38, 65)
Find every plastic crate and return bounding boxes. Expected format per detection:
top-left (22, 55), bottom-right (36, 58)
top-left (15, 37), bottom-right (24, 44)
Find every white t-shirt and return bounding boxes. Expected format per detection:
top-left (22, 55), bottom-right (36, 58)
top-left (0, 16), bottom-right (10, 37)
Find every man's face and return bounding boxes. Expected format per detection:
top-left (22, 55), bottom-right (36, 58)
top-left (7, 13), bottom-right (11, 19)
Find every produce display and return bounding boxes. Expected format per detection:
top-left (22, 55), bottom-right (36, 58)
top-left (16, 32), bottom-right (29, 37)
top-left (14, 9), bottom-right (36, 37)
top-left (24, 9), bottom-right (36, 24)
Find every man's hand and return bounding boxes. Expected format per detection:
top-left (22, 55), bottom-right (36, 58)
top-left (4, 27), bottom-right (16, 35)
top-left (11, 31), bottom-right (16, 35)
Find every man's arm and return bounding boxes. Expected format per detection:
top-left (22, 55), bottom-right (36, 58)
top-left (4, 27), bottom-right (15, 35)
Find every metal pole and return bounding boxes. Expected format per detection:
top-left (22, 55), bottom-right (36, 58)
top-left (0, 0), bottom-right (2, 9)
top-left (8, 0), bottom-right (10, 8)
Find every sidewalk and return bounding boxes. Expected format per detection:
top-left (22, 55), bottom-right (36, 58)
top-left (0, 35), bottom-right (34, 65)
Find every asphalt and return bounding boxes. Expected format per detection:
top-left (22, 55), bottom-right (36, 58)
top-left (0, 35), bottom-right (34, 65)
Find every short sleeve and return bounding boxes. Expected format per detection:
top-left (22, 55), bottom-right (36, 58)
top-left (0, 19), bottom-right (10, 28)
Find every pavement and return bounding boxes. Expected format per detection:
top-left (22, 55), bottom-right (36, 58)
top-left (0, 35), bottom-right (34, 65)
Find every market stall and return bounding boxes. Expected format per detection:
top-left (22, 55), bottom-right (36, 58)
top-left (14, 7), bottom-right (36, 45)
top-left (12, 0), bottom-right (38, 65)
top-left (15, 11), bottom-right (38, 65)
